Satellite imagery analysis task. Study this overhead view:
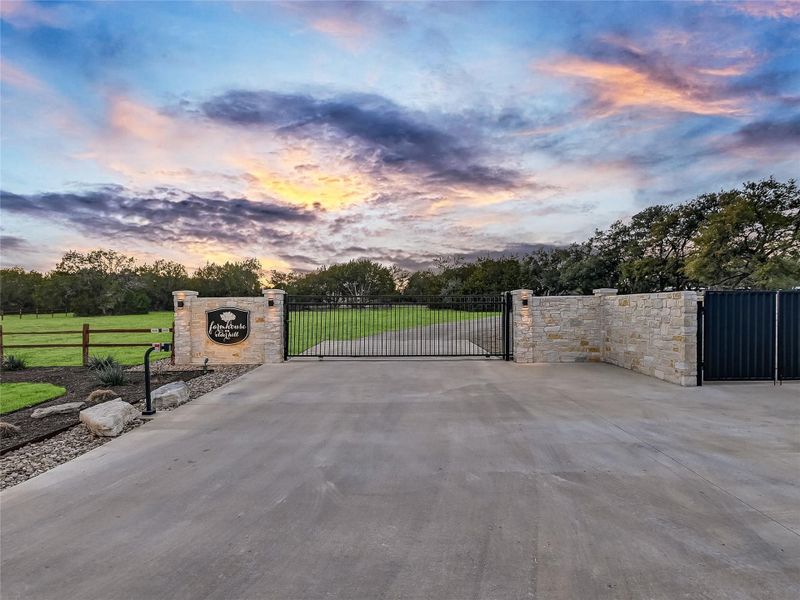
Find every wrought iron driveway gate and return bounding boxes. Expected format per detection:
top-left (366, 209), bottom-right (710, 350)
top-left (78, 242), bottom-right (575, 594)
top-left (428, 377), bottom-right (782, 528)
top-left (284, 294), bottom-right (513, 360)
top-left (701, 290), bottom-right (799, 382)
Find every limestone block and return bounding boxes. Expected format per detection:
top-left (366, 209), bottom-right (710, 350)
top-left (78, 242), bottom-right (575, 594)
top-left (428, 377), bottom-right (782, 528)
top-left (151, 381), bottom-right (190, 409)
top-left (31, 402), bottom-right (86, 419)
top-left (80, 399), bottom-right (138, 437)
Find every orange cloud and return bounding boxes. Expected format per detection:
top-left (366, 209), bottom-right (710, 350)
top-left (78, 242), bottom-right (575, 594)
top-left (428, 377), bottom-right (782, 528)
top-left (537, 57), bottom-right (745, 117)
top-left (108, 96), bottom-right (175, 142)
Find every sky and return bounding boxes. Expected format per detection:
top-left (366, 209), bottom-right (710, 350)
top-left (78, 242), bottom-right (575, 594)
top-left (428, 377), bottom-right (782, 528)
top-left (1, 0), bottom-right (799, 273)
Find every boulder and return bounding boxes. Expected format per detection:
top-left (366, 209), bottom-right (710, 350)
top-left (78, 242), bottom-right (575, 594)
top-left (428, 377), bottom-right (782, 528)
top-left (31, 402), bottom-right (86, 419)
top-left (151, 381), bottom-right (190, 409)
top-left (79, 399), bottom-right (138, 437)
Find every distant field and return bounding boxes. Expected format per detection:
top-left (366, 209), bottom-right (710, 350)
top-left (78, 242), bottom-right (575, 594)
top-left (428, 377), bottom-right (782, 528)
top-left (1, 312), bottom-right (173, 367)
top-left (288, 306), bottom-right (498, 355)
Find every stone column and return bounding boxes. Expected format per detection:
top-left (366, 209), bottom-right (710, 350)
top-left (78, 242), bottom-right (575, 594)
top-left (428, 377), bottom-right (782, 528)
top-left (511, 289), bottom-right (534, 363)
top-left (262, 289), bottom-right (286, 363)
top-left (172, 290), bottom-right (198, 366)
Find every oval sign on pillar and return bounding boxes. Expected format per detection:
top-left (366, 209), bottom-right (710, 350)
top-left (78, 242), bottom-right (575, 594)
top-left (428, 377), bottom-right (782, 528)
top-left (206, 308), bottom-right (250, 345)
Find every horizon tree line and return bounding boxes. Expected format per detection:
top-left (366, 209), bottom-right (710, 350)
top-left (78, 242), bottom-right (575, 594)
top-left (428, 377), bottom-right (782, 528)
top-left (1, 177), bottom-right (798, 316)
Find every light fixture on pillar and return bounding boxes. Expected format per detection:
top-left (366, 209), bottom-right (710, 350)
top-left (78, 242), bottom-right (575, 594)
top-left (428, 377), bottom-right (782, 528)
top-left (522, 293), bottom-right (529, 307)
top-left (267, 295), bottom-right (275, 307)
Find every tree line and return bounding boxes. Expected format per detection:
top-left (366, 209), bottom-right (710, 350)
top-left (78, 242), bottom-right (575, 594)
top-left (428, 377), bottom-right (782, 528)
top-left (2, 177), bottom-right (798, 315)
top-left (1, 252), bottom-right (263, 316)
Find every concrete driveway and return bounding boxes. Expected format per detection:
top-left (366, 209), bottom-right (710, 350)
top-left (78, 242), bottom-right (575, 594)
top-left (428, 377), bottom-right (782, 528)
top-left (1, 362), bottom-right (798, 599)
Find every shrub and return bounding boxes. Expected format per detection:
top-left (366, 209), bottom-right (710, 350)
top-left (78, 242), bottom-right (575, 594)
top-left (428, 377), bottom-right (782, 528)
top-left (87, 355), bottom-right (119, 371)
top-left (1, 355), bottom-right (27, 371)
top-left (95, 364), bottom-right (125, 386)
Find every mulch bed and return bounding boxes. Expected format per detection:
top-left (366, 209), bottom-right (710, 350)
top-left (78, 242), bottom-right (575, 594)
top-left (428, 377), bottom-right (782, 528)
top-left (1, 366), bottom-right (205, 453)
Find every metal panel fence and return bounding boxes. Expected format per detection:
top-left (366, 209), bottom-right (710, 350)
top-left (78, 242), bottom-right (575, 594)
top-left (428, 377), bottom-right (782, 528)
top-left (284, 294), bottom-right (512, 359)
top-left (702, 290), bottom-right (799, 382)
top-left (778, 291), bottom-right (800, 380)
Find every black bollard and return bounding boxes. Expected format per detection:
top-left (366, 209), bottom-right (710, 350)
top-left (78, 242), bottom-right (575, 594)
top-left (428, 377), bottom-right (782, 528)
top-left (142, 346), bottom-right (156, 416)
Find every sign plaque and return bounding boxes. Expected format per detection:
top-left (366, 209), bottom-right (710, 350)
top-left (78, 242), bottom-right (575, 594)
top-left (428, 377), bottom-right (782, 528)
top-left (206, 308), bottom-right (250, 345)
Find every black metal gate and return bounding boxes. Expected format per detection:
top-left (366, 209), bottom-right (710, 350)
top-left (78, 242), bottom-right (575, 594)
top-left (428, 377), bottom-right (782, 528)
top-left (701, 290), bottom-right (799, 382)
top-left (284, 294), bottom-right (513, 360)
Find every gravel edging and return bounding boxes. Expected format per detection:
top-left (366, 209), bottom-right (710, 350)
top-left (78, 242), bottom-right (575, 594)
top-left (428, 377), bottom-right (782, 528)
top-left (0, 365), bottom-right (257, 491)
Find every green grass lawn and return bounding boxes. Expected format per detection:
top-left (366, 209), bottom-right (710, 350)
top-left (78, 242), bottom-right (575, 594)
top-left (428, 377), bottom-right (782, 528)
top-left (0, 383), bottom-right (67, 414)
top-left (288, 306), bottom-right (498, 355)
top-left (1, 312), bottom-right (173, 367)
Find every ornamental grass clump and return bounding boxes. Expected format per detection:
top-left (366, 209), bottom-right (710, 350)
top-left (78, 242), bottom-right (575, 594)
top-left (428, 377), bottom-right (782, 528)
top-left (95, 364), bottom-right (125, 386)
top-left (87, 354), bottom-right (119, 372)
top-left (1, 355), bottom-right (27, 371)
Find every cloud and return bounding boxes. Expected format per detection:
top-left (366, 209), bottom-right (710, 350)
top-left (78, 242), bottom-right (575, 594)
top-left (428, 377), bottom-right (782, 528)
top-left (0, 186), bottom-right (317, 247)
top-left (0, 0), bottom-right (67, 29)
top-left (535, 33), bottom-right (761, 117)
top-left (734, 116), bottom-right (800, 147)
top-left (0, 235), bottom-right (33, 252)
top-left (538, 57), bottom-right (744, 117)
top-left (200, 89), bottom-right (525, 191)
top-left (729, 1), bottom-right (800, 20)
top-left (276, 1), bottom-right (407, 50)
top-left (0, 59), bottom-right (46, 92)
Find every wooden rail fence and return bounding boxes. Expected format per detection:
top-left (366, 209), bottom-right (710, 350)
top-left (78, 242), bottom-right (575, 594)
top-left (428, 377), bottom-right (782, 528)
top-left (0, 324), bottom-right (175, 366)
top-left (0, 309), bottom-right (70, 320)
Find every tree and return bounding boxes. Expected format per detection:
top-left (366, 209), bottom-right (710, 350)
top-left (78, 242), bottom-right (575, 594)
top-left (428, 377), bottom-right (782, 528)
top-left (190, 258), bottom-right (263, 297)
top-left (138, 260), bottom-right (189, 310)
top-left (685, 178), bottom-right (800, 288)
top-left (0, 268), bottom-right (43, 312)
top-left (52, 249), bottom-right (148, 316)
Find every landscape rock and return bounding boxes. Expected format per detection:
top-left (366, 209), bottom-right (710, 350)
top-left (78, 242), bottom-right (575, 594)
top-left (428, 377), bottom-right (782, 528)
top-left (86, 389), bottom-right (117, 403)
top-left (151, 380), bottom-right (190, 409)
top-left (31, 402), bottom-right (86, 419)
top-left (0, 421), bottom-right (21, 434)
top-left (79, 399), bottom-right (138, 437)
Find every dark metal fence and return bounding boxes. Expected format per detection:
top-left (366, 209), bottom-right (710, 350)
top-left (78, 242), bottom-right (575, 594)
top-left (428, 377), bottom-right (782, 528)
top-left (284, 294), bottom-right (512, 359)
top-left (701, 290), bottom-right (799, 382)
top-left (778, 290), bottom-right (799, 380)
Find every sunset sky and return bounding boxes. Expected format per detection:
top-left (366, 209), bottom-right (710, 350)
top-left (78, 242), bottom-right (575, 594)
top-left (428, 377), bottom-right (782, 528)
top-left (1, 0), bottom-right (799, 273)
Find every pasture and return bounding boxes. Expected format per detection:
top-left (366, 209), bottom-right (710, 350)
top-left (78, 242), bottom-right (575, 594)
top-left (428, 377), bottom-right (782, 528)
top-left (1, 312), bottom-right (173, 367)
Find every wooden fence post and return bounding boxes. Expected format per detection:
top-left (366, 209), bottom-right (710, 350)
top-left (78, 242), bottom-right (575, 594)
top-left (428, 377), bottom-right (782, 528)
top-left (82, 323), bottom-right (90, 366)
top-left (171, 321), bottom-right (176, 365)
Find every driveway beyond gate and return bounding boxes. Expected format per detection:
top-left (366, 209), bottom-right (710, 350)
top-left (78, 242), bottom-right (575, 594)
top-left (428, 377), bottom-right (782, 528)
top-left (1, 362), bottom-right (798, 599)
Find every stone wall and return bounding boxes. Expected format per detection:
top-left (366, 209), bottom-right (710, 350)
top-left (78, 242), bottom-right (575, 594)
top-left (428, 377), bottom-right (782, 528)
top-left (511, 289), bottom-right (698, 386)
top-left (602, 291), bottom-right (697, 386)
top-left (172, 289), bottom-right (285, 366)
top-left (530, 296), bottom-right (602, 362)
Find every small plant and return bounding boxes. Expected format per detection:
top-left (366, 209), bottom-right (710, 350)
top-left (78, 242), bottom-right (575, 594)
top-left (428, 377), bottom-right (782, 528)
top-left (95, 364), bottom-right (125, 386)
top-left (1, 355), bottom-right (27, 371)
top-left (87, 354), bottom-right (119, 371)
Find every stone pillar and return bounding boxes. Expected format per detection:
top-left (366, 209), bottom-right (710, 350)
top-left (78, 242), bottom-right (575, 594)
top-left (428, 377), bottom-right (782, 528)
top-left (172, 290), bottom-right (198, 365)
top-left (511, 289), bottom-right (534, 363)
top-left (262, 289), bottom-right (286, 363)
